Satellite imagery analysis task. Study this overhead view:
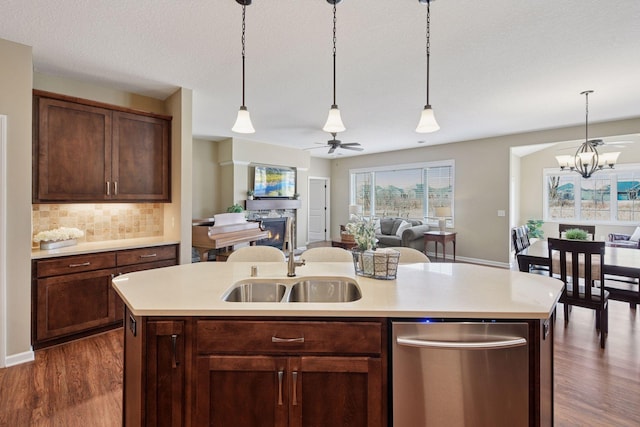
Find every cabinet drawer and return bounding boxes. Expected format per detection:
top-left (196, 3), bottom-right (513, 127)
top-left (35, 252), bottom-right (116, 278)
top-left (116, 245), bottom-right (177, 267)
top-left (196, 320), bottom-right (382, 355)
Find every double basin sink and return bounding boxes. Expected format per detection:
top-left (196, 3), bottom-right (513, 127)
top-left (222, 277), bottom-right (362, 303)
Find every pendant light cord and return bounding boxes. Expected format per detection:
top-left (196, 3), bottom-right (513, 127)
top-left (241, 5), bottom-right (246, 107)
top-left (332, 2), bottom-right (337, 107)
top-left (584, 91), bottom-right (589, 143)
top-left (425, 0), bottom-right (431, 107)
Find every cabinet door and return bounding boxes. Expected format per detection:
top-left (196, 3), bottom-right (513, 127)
top-left (112, 111), bottom-right (170, 201)
top-left (35, 97), bottom-right (112, 201)
top-left (146, 320), bottom-right (186, 427)
top-left (290, 356), bottom-right (383, 427)
top-left (35, 267), bottom-right (117, 342)
top-left (195, 355), bottom-right (288, 427)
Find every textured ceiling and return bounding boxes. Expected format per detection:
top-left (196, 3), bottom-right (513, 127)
top-left (2, 0), bottom-right (640, 158)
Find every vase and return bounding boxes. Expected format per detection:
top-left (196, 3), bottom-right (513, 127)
top-left (40, 239), bottom-right (77, 250)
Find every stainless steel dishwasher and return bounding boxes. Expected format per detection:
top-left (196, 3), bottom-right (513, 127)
top-left (392, 321), bottom-right (529, 426)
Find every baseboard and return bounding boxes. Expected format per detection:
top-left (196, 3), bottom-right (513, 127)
top-left (425, 252), bottom-right (511, 269)
top-left (5, 349), bottom-right (35, 367)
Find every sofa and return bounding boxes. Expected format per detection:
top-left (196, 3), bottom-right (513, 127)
top-left (375, 218), bottom-right (431, 251)
top-left (608, 231), bottom-right (640, 249)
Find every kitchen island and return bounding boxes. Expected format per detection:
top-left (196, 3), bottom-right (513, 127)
top-left (113, 261), bottom-right (562, 426)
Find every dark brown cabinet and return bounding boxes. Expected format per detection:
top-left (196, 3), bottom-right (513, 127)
top-left (122, 317), bottom-right (387, 427)
top-left (33, 90), bottom-right (171, 203)
top-left (32, 244), bottom-right (178, 349)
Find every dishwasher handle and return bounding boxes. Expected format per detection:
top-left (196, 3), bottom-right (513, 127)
top-left (396, 336), bottom-right (527, 350)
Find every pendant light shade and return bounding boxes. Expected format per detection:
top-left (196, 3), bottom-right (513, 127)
top-left (416, 105), bottom-right (440, 133)
top-left (232, 0), bottom-right (255, 134)
top-left (232, 106), bottom-right (255, 133)
top-left (322, 0), bottom-right (346, 133)
top-left (323, 105), bottom-right (346, 133)
top-left (416, 0), bottom-right (440, 133)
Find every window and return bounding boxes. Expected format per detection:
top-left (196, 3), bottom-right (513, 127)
top-left (544, 164), bottom-right (640, 223)
top-left (350, 161), bottom-right (454, 224)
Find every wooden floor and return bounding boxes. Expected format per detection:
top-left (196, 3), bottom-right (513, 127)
top-left (0, 301), bottom-right (638, 426)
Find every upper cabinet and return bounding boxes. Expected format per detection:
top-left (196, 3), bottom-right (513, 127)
top-left (33, 90), bottom-right (171, 203)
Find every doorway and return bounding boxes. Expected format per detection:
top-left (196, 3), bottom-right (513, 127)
top-left (308, 177), bottom-right (329, 243)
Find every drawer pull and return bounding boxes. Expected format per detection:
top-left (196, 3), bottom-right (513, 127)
top-left (139, 253), bottom-right (158, 259)
top-left (171, 334), bottom-right (180, 368)
top-left (68, 262), bottom-right (91, 268)
top-left (292, 371), bottom-right (298, 406)
top-left (277, 371), bottom-right (284, 405)
top-left (272, 336), bottom-right (305, 343)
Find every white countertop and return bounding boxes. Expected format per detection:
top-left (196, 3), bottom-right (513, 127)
top-left (31, 237), bottom-right (180, 259)
top-left (112, 261), bottom-right (563, 319)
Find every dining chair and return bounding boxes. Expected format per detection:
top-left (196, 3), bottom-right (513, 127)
top-left (226, 246), bottom-right (286, 262)
top-left (558, 224), bottom-right (596, 240)
top-left (547, 237), bottom-right (608, 348)
top-left (387, 247), bottom-right (430, 264)
top-left (300, 247), bottom-right (353, 262)
top-left (511, 226), bottom-right (530, 255)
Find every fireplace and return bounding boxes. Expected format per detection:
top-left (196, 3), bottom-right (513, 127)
top-left (256, 218), bottom-right (288, 249)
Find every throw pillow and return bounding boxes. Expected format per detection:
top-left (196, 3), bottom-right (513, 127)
top-left (629, 226), bottom-right (640, 242)
top-left (372, 218), bottom-right (381, 234)
top-left (395, 220), bottom-right (411, 237)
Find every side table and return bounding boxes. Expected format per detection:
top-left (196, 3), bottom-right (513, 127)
top-left (423, 231), bottom-right (457, 262)
top-left (332, 240), bottom-right (357, 250)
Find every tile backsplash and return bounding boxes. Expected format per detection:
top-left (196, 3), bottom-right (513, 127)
top-left (32, 203), bottom-right (164, 247)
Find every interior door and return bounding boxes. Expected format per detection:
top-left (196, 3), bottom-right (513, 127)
top-left (308, 178), bottom-right (328, 242)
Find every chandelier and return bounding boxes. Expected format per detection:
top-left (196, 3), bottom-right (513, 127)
top-left (555, 90), bottom-right (619, 179)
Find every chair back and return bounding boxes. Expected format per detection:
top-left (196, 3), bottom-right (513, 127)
top-left (547, 238), bottom-right (605, 303)
top-left (300, 247), bottom-right (353, 262)
top-left (511, 226), bottom-right (530, 254)
top-left (226, 246), bottom-right (286, 262)
top-left (558, 224), bottom-right (596, 240)
top-left (387, 247), bottom-right (431, 264)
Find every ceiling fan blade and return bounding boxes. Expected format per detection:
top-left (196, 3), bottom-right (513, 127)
top-left (341, 145), bottom-right (364, 151)
top-left (340, 142), bottom-right (361, 147)
top-left (328, 146), bottom-right (336, 154)
top-left (303, 146), bottom-right (324, 150)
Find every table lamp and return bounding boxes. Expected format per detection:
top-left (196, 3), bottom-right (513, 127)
top-left (434, 206), bottom-right (451, 232)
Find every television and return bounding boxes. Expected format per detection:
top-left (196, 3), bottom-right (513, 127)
top-left (253, 166), bottom-right (296, 198)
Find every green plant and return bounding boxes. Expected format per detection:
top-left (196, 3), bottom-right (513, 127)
top-left (526, 219), bottom-right (544, 239)
top-left (226, 204), bottom-right (244, 213)
top-left (345, 219), bottom-right (377, 251)
top-left (246, 189), bottom-right (254, 197)
top-left (564, 228), bottom-right (588, 240)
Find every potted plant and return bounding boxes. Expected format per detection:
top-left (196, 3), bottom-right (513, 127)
top-left (293, 192), bottom-right (300, 200)
top-left (246, 189), bottom-right (254, 200)
top-left (526, 219), bottom-right (544, 239)
top-left (226, 204), bottom-right (244, 213)
top-left (564, 228), bottom-right (588, 240)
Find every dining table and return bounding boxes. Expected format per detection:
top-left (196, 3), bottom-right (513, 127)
top-left (517, 239), bottom-right (640, 307)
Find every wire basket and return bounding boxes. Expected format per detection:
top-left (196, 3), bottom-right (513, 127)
top-left (351, 248), bottom-right (400, 280)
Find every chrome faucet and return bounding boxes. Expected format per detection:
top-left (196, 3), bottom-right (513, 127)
top-left (286, 218), bottom-right (305, 277)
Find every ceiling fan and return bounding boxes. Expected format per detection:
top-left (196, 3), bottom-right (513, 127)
top-left (306, 132), bottom-right (364, 154)
top-left (557, 139), bottom-right (636, 151)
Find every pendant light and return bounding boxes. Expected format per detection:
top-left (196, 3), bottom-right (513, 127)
top-left (416, 0), bottom-right (440, 133)
top-left (555, 90), bottom-right (619, 178)
top-left (232, 0), bottom-right (255, 134)
top-left (322, 0), bottom-right (346, 133)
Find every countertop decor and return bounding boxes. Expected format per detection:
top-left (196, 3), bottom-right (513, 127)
top-left (33, 227), bottom-right (84, 250)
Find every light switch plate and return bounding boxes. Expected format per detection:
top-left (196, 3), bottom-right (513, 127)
top-left (497, 210), bottom-right (506, 217)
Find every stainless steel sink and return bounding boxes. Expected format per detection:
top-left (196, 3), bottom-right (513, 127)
top-left (222, 281), bottom-right (287, 302)
top-left (286, 278), bottom-right (362, 303)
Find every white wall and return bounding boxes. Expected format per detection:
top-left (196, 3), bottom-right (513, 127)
top-left (0, 39), bottom-right (33, 364)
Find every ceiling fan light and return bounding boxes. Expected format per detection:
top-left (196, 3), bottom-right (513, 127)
top-left (232, 106), bottom-right (255, 134)
top-left (416, 106), bottom-right (440, 133)
top-left (323, 106), bottom-right (346, 133)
